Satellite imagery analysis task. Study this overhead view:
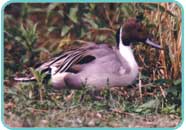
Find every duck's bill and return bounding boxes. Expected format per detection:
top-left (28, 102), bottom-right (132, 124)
top-left (145, 38), bottom-right (162, 49)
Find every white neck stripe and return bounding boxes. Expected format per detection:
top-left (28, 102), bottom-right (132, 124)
top-left (119, 26), bottom-right (123, 48)
top-left (118, 26), bottom-right (138, 71)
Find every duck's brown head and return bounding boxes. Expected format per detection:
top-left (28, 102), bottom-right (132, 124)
top-left (116, 18), bottom-right (162, 49)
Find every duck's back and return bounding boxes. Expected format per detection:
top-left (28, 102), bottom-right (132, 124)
top-left (68, 44), bottom-right (138, 89)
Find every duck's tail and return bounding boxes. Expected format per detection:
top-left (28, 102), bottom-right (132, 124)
top-left (14, 76), bottom-right (36, 82)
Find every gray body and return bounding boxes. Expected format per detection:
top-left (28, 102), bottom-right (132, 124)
top-left (15, 18), bottom-right (162, 90)
top-left (49, 43), bottom-right (138, 90)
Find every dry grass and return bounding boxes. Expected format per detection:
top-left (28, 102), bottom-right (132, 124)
top-left (4, 3), bottom-right (182, 127)
top-left (146, 3), bottom-right (181, 80)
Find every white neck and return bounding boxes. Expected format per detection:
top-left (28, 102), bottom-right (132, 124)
top-left (118, 27), bottom-right (137, 68)
top-left (119, 43), bottom-right (138, 68)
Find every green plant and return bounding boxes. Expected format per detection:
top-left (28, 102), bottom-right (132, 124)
top-left (4, 3), bottom-right (182, 127)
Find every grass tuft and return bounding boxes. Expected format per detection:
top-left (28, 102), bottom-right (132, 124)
top-left (4, 3), bottom-right (182, 127)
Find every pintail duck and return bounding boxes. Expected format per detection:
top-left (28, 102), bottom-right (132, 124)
top-left (15, 18), bottom-right (162, 90)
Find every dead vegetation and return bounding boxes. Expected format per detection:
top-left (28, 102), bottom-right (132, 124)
top-left (4, 3), bottom-right (182, 127)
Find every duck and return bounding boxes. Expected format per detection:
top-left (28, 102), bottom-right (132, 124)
top-left (14, 18), bottom-right (162, 90)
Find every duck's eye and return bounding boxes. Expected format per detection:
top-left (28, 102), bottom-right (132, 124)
top-left (137, 28), bottom-right (143, 32)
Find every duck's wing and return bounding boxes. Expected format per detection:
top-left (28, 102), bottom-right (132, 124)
top-left (51, 49), bottom-right (87, 74)
top-left (38, 44), bottom-right (98, 74)
top-left (14, 44), bottom-right (97, 82)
